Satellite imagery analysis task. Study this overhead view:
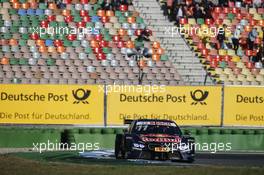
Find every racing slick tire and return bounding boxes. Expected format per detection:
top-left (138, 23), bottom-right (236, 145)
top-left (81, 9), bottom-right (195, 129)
top-left (115, 134), bottom-right (126, 159)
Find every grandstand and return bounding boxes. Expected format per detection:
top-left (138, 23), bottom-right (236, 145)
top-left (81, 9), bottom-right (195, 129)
top-left (1, 0), bottom-right (263, 86)
top-left (154, 0), bottom-right (264, 85)
top-left (0, 0), bottom-right (186, 86)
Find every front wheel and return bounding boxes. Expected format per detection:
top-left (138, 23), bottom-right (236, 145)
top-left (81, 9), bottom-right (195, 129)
top-left (115, 134), bottom-right (126, 159)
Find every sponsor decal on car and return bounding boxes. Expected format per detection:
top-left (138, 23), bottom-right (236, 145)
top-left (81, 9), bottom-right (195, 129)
top-left (136, 121), bottom-right (176, 126)
top-left (140, 135), bottom-right (181, 143)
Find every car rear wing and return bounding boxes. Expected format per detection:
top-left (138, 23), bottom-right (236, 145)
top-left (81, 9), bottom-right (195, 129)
top-left (124, 119), bottom-right (133, 125)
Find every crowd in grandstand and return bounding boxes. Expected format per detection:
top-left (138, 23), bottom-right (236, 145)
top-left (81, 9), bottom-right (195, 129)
top-left (162, 0), bottom-right (264, 21)
top-left (161, 0), bottom-right (264, 66)
top-left (17, 0), bottom-right (264, 67)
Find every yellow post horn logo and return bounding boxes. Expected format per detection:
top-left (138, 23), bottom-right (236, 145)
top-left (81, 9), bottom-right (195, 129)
top-left (190, 89), bottom-right (209, 105)
top-left (72, 88), bottom-right (91, 104)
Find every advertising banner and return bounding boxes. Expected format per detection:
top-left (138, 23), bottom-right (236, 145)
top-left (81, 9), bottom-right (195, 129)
top-left (107, 85), bottom-right (222, 126)
top-left (224, 86), bottom-right (264, 127)
top-left (0, 85), bottom-right (104, 125)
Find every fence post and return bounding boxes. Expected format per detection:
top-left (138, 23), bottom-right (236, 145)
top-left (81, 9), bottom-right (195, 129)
top-left (220, 85), bottom-right (225, 127)
top-left (104, 84), bottom-right (107, 127)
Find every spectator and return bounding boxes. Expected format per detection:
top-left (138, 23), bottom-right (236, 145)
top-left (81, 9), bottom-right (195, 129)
top-left (203, 1), bottom-right (214, 19)
top-left (57, 0), bottom-right (67, 9)
top-left (172, 0), bottom-right (179, 7)
top-left (252, 45), bottom-right (263, 62)
top-left (232, 27), bottom-right (241, 54)
top-left (247, 28), bottom-right (258, 50)
top-left (237, 46), bottom-right (244, 57)
top-left (161, 2), bottom-right (169, 19)
top-left (202, 0), bottom-right (215, 11)
top-left (217, 25), bottom-right (227, 49)
top-left (219, 0), bottom-right (228, 7)
top-left (193, 3), bottom-right (203, 19)
top-left (102, 0), bottom-right (113, 10)
top-left (171, 1), bottom-right (179, 21)
top-left (111, 0), bottom-right (121, 10)
top-left (253, 0), bottom-right (262, 8)
top-left (184, 4), bottom-right (194, 18)
top-left (167, 0), bottom-right (174, 21)
top-left (176, 4), bottom-right (184, 25)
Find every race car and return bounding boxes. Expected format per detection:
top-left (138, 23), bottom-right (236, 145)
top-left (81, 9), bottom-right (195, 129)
top-left (115, 119), bottom-right (195, 162)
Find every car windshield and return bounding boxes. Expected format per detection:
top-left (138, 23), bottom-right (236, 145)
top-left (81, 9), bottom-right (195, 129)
top-left (132, 121), bottom-right (181, 135)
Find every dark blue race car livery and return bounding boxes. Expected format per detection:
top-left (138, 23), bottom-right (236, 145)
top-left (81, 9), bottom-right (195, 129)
top-left (115, 119), bottom-right (195, 162)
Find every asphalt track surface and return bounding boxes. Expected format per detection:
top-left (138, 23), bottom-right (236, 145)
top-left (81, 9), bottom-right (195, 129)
top-left (79, 150), bottom-right (264, 167)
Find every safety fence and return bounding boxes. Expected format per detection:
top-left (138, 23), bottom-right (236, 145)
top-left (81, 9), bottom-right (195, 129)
top-left (0, 84), bottom-right (263, 127)
top-left (1, 127), bottom-right (264, 152)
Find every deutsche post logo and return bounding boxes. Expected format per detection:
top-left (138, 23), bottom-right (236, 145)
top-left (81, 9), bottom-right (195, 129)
top-left (190, 89), bottom-right (209, 105)
top-left (72, 89), bottom-right (91, 104)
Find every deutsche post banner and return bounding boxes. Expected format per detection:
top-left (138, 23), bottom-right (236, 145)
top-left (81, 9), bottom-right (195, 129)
top-left (0, 84), bottom-right (104, 125)
top-left (224, 86), bottom-right (264, 127)
top-left (107, 85), bottom-right (222, 126)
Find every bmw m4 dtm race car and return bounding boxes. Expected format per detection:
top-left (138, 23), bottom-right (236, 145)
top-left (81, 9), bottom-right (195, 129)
top-left (115, 119), bottom-right (195, 162)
